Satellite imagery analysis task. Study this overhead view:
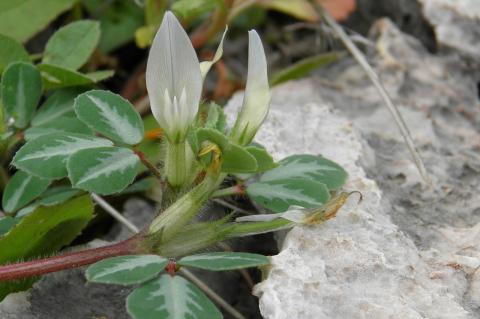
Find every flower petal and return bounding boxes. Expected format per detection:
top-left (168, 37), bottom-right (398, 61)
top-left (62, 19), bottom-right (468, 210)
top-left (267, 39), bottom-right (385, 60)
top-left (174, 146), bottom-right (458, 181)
top-left (231, 30), bottom-right (271, 146)
top-left (199, 26), bottom-right (228, 80)
top-left (146, 11), bottom-right (202, 139)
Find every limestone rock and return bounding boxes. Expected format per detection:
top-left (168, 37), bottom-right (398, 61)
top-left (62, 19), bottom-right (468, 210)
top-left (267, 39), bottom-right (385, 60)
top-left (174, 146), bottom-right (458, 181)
top-left (418, 0), bottom-right (480, 60)
top-left (226, 18), bottom-right (480, 319)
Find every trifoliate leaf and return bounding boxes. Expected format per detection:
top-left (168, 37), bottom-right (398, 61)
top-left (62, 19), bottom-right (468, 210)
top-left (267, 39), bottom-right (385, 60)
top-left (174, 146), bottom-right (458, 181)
top-left (127, 274), bottom-right (222, 319)
top-left (67, 146), bottom-right (140, 195)
top-left (2, 170), bottom-right (50, 213)
top-left (247, 178), bottom-right (330, 213)
top-left (86, 255), bottom-right (168, 285)
top-left (179, 252), bottom-right (269, 271)
top-left (13, 133), bottom-right (113, 179)
top-left (74, 90), bottom-right (144, 145)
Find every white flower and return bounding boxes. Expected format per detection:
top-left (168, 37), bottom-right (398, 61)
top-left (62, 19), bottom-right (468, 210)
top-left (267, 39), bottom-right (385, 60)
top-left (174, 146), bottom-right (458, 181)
top-left (230, 30), bottom-right (271, 146)
top-left (146, 11), bottom-right (202, 143)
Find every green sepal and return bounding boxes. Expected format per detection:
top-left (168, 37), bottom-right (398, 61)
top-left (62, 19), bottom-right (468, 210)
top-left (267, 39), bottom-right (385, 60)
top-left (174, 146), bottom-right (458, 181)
top-left (245, 145), bottom-right (277, 172)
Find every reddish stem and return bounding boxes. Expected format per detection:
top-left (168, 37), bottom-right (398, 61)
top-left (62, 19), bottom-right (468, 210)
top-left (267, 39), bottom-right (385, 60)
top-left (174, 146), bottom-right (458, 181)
top-left (0, 236), bottom-right (143, 282)
top-left (134, 150), bottom-right (164, 183)
top-left (166, 259), bottom-right (177, 276)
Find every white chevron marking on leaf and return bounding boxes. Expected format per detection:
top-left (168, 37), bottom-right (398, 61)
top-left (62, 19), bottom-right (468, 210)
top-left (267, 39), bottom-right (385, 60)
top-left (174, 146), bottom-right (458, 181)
top-left (17, 135), bottom-right (111, 162)
top-left (86, 94), bottom-right (142, 144)
top-left (75, 149), bottom-right (138, 185)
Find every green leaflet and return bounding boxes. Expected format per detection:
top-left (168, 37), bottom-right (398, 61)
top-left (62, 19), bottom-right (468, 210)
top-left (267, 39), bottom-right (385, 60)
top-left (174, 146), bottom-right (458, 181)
top-left (194, 128), bottom-right (259, 173)
top-left (204, 103), bottom-right (226, 132)
top-left (16, 186), bottom-right (83, 218)
top-left (1, 62), bottom-right (42, 128)
top-left (247, 178), bottom-right (330, 213)
top-left (83, 0), bottom-right (144, 53)
top-left (127, 274), bottom-right (222, 319)
top-left (196, 127), bottom-right (228, 151)
top-left (179, 252), bottom-right (269, 271)
top-left (86, 255), bottom-right (168, 285)
top-left (260, 154), bottom-right (348, 190)
top-left (13, 132), bottom-right (113, 179)
top-left (30, 186), bottom-right (82, 207)
top-left (0, 34), bottom-right (29, 73)
top-left (25, 116), bottom-right (93, 141)
top-left (121, 177), bottom-right (157, 195)
top-left (38, 63), bottom-right (113, 90)
top-left (222, 142), bottom-right (258, 173)
top-left (0, 217), bottom-right (20, 236)
top-left (270, 52), bottom-right (339, 86)
top-left (67, 147), bottom-right (140, 195)
top-left (74, 90), bottom-right (144, 145)
top-left (0, 0), bottom-right (77, 43)
top-left (2, 170), bottom-right (50, 213)
top-left (31, 88), bottom-right (85, 126)
top-left (43, 20), bottom-right (100, 70)
top-left (85, 70), bottom-right (115, 82)
top-left (0, 195), bottom-right (94, 301)
top-left (245, 146), bottom-right (277, 172)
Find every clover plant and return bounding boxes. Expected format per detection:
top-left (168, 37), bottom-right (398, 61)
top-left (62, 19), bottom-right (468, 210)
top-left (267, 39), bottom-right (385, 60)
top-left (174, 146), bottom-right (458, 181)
top-left (0, 11), bottom-right (350, 319)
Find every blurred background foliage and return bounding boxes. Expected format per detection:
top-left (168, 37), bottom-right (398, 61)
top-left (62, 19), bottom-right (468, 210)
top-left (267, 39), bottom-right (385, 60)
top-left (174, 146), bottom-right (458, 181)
top-left (0, 0), bottom-right (356, 204)
top-left (0, 0), bottom-right (356, 106)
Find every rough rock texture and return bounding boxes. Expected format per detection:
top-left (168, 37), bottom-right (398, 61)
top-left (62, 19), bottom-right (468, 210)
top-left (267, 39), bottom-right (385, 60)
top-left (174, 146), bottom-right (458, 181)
top-left (418, 0), bottom-right (480, 60)
top-left (225, 19), bottom-right (480, 318)
top-left (345, 0), bottom-right (436, 51)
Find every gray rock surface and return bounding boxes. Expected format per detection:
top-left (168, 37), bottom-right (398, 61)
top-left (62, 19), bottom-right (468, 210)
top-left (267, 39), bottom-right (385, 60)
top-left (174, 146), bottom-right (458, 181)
top-left (225, 18), bottom-right (480, 319)
top-left (419, 0), bottom-right (480, 60)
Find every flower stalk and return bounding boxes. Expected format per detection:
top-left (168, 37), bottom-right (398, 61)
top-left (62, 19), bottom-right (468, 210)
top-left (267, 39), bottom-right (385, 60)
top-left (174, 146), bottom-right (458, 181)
top-left (211, 185), bottom-right (245, 198)
top-left (164, 140), bottom-right (188, 188)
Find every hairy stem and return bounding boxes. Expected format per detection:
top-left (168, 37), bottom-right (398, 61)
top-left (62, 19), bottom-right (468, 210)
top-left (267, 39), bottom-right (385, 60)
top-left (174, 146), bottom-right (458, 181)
top-left (211, 185), bottom-right (244, 198)
top-left (0, 236), bottom-right (144, 282)
top-left (134, 150), bottom-right (164, 182)
top-left (148, 173), bottom-right (225, 241)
